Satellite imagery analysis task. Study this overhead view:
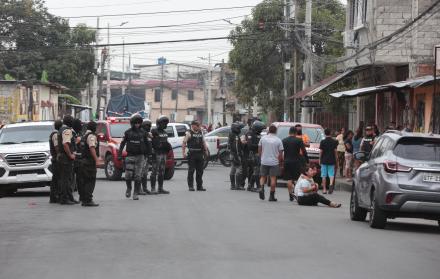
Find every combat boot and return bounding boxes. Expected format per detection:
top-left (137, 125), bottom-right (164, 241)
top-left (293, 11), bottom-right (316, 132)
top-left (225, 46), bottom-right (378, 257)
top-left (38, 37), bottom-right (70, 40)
top-left (150, 177), bottom-right (158, 194)
top-left (141, 178), bottom-right (151, 195)
top-left (133, 182), bottom-right (141, 200)
top-left (230, 175), bottom-right (237, 190)
top-left (158, 186), bottom-right (170, 194)
top-left (82, 200), bottom-right (100, 207)
top-left (236, 175), bottom-right (245, 191)
top-left (269, 191), bottom-right (277, 202)
top-left (125, 180), bottom-right (132, 198)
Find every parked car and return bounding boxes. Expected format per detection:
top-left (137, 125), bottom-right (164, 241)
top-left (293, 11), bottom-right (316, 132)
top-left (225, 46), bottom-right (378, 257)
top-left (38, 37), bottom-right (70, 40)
top-left (0, 121), bottom-right (54, 195)
top-left (204, 126), bottom-right (249, 162)
top-left (350, 131), bottom-right (440, 229)
top-left (96, 118), bottom-right (175, 181)
top-left (271, 122), bottom-right (325, 183)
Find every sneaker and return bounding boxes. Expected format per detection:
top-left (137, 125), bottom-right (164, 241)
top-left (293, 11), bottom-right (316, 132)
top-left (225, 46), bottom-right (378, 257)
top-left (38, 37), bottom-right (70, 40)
top-left (197, 187), bottom-right (206, 191)
top-left (82, 201), bottom-right (100, 207)
top-left (158, 189), bottom-right (170, 194)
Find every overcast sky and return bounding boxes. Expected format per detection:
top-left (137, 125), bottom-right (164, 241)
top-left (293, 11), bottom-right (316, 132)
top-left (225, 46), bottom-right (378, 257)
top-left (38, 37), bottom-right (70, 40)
top-left (45, 0), bottom-right (347, 73)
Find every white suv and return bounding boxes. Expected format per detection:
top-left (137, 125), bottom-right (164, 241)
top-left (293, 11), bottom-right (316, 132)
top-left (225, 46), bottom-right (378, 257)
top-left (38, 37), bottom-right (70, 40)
top-left (0, 122), bottom-right (53, 195)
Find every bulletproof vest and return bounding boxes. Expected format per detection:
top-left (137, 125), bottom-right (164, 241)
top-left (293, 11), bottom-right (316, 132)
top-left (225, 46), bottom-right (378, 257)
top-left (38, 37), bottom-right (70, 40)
top-left (125, 128), bottom-right (145, 155)
top-left (152, 128), bottom-right (169, 154)
top-left (80, 132), bottom-right (100, 160)
top-left (229, 133), bottom-right (243, 157)
top-left (247, 131), bottom-right (261, 152)
top-left (58, 125), bottom-right (75, 156)
top-left (49, 131), bottom-right (58, 158)
top-left (362, 136), bottom-right (375, 153)
top-left (187, 130), bottom-right (204, 152)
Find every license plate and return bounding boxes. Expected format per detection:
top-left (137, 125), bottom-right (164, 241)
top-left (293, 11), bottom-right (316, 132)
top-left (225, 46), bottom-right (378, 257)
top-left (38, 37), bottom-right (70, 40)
top-left (422, 174), bottom-right (440, 183)
top-left (17, 174), bottom-right (38, 182)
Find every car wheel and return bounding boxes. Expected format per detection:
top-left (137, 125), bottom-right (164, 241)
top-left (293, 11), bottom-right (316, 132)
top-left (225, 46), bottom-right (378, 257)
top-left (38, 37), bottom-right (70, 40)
top-left (219, 150), bottom-right (231, 167)
top-left (105, 155), bottom-right (122, 181)
top-left (164, 165), bottom-right (175, 180)
top-left (203, 150), bottom-right (210, 169)
top-left (350, 185), bottom-right (367, 221)
top-left (369, 190), bottom-right (387, 229)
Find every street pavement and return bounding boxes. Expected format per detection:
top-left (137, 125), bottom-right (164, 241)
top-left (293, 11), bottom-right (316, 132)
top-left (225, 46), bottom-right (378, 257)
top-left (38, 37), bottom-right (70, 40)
top-left (0, 164), bottom-right (439, 279)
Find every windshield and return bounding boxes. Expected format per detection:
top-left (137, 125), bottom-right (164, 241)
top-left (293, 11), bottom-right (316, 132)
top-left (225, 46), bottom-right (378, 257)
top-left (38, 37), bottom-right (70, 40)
top-left (109, 123), bottom-right (130, 138)
top-left (0, 125), bottom-right (53, 144)
top-left (276, 126), bottom-right (325, 143)
top-left (393, 138), bottom-right (440, 161)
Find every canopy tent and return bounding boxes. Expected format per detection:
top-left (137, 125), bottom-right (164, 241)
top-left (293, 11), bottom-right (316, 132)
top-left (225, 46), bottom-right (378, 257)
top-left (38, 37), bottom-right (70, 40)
top-left (106, 94), bottom-right (146, 117)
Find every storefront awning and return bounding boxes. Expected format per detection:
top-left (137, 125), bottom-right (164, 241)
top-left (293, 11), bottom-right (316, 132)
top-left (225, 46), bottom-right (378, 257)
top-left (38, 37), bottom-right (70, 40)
top-left (330, 75), bottom-right (438, 98)
top-left (290, 70), bottom-right (355, 99)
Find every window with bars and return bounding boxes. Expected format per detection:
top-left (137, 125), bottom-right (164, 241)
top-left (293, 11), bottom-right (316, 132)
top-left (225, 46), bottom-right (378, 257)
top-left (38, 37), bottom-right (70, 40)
top-left (172, 89), bottom-right (178, 100)
top-left (188, 90), bottom-right (194, 101)
top-left (154, 89), bottom-right (161, 102)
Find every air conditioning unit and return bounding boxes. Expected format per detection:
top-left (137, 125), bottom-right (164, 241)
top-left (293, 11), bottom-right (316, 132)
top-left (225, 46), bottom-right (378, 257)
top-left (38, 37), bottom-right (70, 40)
top-left (343, 30), bottom-right (356, 49)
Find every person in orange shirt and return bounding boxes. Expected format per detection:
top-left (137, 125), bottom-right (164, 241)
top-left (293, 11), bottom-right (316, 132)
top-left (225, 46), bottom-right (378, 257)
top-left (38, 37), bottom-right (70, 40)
top-left (295, 124), bottom-right (310, 148)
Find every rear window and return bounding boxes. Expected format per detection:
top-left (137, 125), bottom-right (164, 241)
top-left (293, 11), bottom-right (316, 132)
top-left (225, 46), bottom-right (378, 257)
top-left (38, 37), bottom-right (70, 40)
top-left (276, 126), bottom-right (324, 143)
top-left (166, 126), bottom-right (175, 137)
top-left (0, 125), bottom-right (53, 144)
top-left (176, 125), bottom-right (187, 137)
top-left (393, 138), bottom-right (440, 161)
top-left (109, 123), bottom-right (130, 138)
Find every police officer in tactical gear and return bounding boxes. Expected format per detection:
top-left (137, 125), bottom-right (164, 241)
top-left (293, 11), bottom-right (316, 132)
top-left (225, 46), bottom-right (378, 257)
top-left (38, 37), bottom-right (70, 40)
top-left (229, 121), bottom-right (245, 190)
top-left (151, 115), bottom-right (172, 194)
top-left (78, 121), bottom-right (100, 206)
top-left (72, 118), bottom-right (83, 195)
top-left (140, 119), bottom-right (154, 195)
top-left (58, 115), bottom-right (78, 205)
top-left (119, 114), bottom-right (147, 200)
top-left (245, 120), bottom-right (265, 192)
top-left (49, 120), bottom-right (63, 203)
top-left (183, 120), bottom-right (208, 191)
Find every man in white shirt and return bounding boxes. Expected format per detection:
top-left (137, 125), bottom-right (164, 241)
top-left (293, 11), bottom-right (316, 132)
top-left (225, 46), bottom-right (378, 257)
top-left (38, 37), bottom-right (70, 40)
top-left (258, 125), bottom-right (283, 201)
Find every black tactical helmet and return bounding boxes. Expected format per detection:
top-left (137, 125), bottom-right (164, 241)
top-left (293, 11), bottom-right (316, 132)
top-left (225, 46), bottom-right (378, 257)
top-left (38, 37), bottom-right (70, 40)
top-left (142, 119), bottom-right (152, 131)
top-left (251, 120), bottom-right (266, 134)
top-left (156, 115), bottom-right (169, 130)
top-left (54, 120), bottom-right (63, 131)
top-left (72, 119), bottom-right (83, 134)
top-left (87, 121), bottom-right (97, 133)
top-left (231, 121), bottom-right (244, 134)
top-left (130, 114), bottom-right (143, 126)
top-left (63, 115), bottom-right (74, 127)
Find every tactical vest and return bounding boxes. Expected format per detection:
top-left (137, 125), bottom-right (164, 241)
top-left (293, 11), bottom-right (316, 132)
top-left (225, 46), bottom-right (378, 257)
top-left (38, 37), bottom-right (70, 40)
top-left (125, 128), bottom-right (145, 155)
top-left (58, 125), bottom-right (75, 157)
top-left (187, 130), bottom-right (204, 152)
top-left (80, 132), bottom-right (100, 160)
top-left (49, 131), bottom-right (58, 159)
top-left (362, 136), bottom-right (375, 153)
top-left (247, 131), bottom-right (261, 152)
top-left (152, 128), bottom-right (169, 154)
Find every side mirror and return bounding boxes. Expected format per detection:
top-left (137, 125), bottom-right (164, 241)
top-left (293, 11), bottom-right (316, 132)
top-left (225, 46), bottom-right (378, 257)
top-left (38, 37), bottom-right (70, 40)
top-left (354, 151), bottom-right (368, 162)
top-left (97, 133), bottom-right (106, 142)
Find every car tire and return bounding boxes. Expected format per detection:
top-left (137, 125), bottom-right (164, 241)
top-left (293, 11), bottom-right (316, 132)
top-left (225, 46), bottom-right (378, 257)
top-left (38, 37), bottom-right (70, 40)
top-left (219, 150), bottom-right (231, 167)
top-left (105, 154), bottom-right (122, 181)
top-left (164, 165), bottom-right (175, 180)
top-left (369, 190), bottom-right (387, 229)
top-left (203, 150), bottom-right (210, 169)
top-left (350, 185), bottom-right (367, 221)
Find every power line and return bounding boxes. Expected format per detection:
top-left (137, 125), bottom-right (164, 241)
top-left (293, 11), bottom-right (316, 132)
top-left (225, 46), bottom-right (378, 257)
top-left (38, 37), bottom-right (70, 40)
top-left (49, 0), bottom-right (168, 10)
top-left (64, 5), bottom-right (257, 19)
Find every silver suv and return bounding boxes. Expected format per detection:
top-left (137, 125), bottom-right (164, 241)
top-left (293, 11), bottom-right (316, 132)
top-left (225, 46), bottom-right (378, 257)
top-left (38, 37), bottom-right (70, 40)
top-left (350, 131), bottom-right (440, 229)
top-left (0, 122), bottom-right (54, 196)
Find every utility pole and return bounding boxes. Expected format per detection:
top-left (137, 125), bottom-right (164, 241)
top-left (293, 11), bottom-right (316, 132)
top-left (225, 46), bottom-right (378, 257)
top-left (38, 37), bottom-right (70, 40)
top-left (122, 39), bottom-right (126, 95)
top-left (292, 0), bottom-right (299, 122)
top-left (283, 0), bottom-right (291, 122)
top-left (92, 17), bottom-right (100, 119)
top-left (159, 57), bottom-right (165, 115)
top-left (301, 0), bottom-right (312, 123)
top-left (96, 48), bottom-right (107, 119)
top-left (174, 64), bottom-right (180, 121)
top-left (106, 23), bottom-right (111, 108)
top-left (207, 53), bottom-right (212, 125)
top-left (127, 53), bottom-right (132, 95)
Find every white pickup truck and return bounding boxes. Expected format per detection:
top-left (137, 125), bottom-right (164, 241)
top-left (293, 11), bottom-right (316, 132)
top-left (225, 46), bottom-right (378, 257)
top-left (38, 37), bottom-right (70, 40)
top-left (0, 122), bottom-right (54, 196)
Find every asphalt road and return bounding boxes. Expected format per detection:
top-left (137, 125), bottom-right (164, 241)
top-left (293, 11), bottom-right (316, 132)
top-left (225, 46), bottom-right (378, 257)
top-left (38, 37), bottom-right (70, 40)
top-left (1, 164), bottom-right (439, 279)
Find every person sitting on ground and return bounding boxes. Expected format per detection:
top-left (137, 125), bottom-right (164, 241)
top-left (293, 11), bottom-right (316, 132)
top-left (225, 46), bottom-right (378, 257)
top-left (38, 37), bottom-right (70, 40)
top-left (295, 164), bottom-right (341, 208)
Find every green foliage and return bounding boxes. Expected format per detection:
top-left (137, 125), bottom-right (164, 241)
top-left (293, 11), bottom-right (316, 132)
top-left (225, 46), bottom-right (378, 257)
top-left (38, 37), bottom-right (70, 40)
top-left (58, 93), bottom-right (81, 105)
top-left (4, 74), bottom-right (15, 80)
top-left (40, 70), bottom-right (48, 82)
top-left (0, 0), bottom-right (96, 96)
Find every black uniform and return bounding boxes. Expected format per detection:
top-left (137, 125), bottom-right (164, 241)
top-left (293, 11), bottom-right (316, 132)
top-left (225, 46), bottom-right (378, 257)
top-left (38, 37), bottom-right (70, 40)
top-left (79, 122), bottom-right (100, 206)
top-left (151, 117), bottom-right (171, 194)
top-left (72, 119), bottom-right (83, 196)
top-left (58, 117), bottom-right (76, 204)
top-left (48, 120), bottom-right (62, 203)
top-left (360, 135), bottom-right (376, 153)
top-left (140, 120), bottom-right (153, 195)
top-left (229, 122), bottom-right (245, 190)
top-left (185, 129), bottom-right (206, 191)
top-left (119, 115), bottom-right (147, 200)
top-left (245, 131), bottom-right (261, 192)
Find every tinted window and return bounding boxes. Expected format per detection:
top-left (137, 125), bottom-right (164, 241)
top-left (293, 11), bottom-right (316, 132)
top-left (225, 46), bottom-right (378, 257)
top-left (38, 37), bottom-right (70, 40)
top-left (154, 89), bottom-right (161, 102)
top-left (393, 138), bottom-right (440, 161)
top-left (166, 126), bottom-right (175, 137)
top-left (206, 127), bottom-right (230, 138)
top-left (188, 90), bottom-right (194, 101)
top-left (109, 123), bottom-right (130, 138)
top-left (276, 126), bottom-right (324, 143)
top-left (0, 125), bottom-right (53, 144)
top-left (176, 125), bottom-right (187, 137)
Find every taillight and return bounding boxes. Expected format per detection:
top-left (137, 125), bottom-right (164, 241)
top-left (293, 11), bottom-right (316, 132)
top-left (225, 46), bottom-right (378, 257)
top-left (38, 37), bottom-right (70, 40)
top-left (383, 161), bottom-right (412, 173)
top-left (385, 193), bottom-right (395, 204)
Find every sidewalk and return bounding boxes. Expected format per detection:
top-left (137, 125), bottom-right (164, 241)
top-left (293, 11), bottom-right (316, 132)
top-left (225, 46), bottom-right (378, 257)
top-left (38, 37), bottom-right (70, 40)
top-left (335, 177), bottom-right (353, 192)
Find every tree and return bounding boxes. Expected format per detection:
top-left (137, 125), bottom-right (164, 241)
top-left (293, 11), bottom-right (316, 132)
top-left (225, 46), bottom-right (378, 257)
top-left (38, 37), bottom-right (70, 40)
top-left (228, 0), bottom-right (346, 118)
top-left (0, 0), bottom-right (95, 97)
